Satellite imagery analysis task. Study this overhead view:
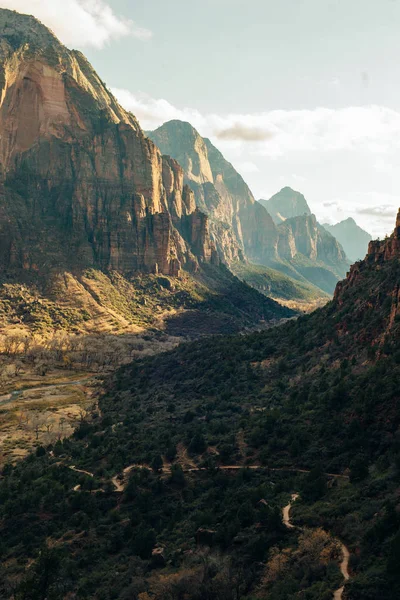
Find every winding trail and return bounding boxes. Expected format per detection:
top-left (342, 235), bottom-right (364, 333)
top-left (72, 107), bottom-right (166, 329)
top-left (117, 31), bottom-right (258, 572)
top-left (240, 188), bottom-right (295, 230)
top-left (69, 465), bottom-right (94, 478)
top-left (333, 543), bottom-right (350, 600)
top-left (109, 463), bottom-right (348, 493)
top-left (70, 458), bottom-right (351, 597)
top-left (282, 493), bottom-right (350, 600)
top-left (282, 493), bottom-right (299, 528)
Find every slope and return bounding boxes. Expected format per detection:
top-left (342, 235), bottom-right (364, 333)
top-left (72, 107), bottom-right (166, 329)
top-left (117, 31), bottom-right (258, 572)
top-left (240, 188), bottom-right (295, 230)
top-left (1, 201), bottom-right (399, 598)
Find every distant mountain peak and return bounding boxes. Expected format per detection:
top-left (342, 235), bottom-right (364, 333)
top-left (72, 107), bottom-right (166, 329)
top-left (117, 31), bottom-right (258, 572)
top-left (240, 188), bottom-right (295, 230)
top-left (259, 187), bottom-right (311, 224)
top-left (323, 218), bottom-right (372, 263)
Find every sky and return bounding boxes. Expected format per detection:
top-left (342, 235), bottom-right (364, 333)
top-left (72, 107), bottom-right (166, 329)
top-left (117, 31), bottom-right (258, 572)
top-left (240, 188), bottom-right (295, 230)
top-left (1, 0), bottom-right (400, 237)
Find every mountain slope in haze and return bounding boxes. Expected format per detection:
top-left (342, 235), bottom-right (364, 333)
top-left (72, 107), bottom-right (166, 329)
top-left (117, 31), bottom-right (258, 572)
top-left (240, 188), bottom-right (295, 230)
top-left (259, 186), bottom-right (312, 224)
top-left (273, 213), bottom-right (350, 294)
top-left (148, 124), bottom-right (349, 297)
top-left (259, 187), bottom-right (351, 294)
top-left (1, 207), bottom-right (399, 598)
top-left (147, 120), bottom-right (279, 265)
top-left (0, 8), bottom-right (292, 332)
top-left (323, 217), bottom-right (372, 262)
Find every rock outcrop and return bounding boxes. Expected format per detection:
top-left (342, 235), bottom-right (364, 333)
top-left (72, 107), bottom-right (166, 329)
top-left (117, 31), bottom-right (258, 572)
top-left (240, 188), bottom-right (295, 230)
top-left (334, 208), bottom-right (400, 299)
top-left (0, 9), bottom-right (216, 277)
top-left (147, 120), bottom-right (278, 264)
top-left (278, 214), bottom-right (348, 266)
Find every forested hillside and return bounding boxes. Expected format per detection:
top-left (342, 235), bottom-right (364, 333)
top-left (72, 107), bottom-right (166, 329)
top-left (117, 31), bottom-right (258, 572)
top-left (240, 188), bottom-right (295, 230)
top-left (1, 211), bottom-right (399, 598)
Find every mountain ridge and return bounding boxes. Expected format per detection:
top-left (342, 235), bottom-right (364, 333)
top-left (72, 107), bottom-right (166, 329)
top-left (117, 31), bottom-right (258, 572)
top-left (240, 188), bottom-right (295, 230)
top-left (323, 217), bottom-right (372, 262)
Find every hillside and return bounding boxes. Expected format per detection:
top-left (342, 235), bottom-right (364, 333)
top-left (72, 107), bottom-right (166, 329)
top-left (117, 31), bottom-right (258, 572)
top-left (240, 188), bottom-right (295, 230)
top-left (323, 218), bottom-right (372, 262)
top-left (1, 199), bottom-right (399, 598)
top-left (230, 261), bottom-right (329, 311)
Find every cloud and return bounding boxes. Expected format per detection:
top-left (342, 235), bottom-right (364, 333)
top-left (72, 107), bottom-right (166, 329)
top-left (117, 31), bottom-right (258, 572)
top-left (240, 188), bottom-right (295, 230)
top-left (112, 88), bottom-right (400, 238)
top-left (216, 123), bottom-right (274, 142)
top-left (237, 161), bottom-right (259, 174)
top-left (356, 205), bottom-right (398, 218)
top-left (112, 88), bottom-right (400, 159)
top-left (0, 0), bottom-right (152, 48)
top-left (112, 89), bottom-right (202, 128)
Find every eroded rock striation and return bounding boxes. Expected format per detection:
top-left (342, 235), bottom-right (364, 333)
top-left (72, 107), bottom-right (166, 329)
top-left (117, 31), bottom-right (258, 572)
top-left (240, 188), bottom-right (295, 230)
top-left (0, 9), bottom-right (216, 277)
top-left (278, 214), bottom-right (347, 266)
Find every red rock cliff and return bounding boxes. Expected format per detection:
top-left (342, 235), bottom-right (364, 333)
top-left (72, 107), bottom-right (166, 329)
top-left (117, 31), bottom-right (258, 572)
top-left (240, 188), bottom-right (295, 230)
top-left (0, 9), bottom-right (216, 276)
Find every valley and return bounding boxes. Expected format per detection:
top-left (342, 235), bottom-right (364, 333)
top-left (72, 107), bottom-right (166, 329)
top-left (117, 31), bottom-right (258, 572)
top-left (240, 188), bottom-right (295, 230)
top-left (0, 6), bottom-right (396, 600)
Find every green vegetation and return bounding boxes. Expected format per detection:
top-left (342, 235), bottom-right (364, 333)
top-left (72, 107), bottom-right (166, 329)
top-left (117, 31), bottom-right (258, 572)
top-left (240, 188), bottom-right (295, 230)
top-left (0, 264), bottom-right (292, 336)
top-left (231, 261), bottom-right (328, 310)
top-left (0, 249), bottom-right (399, 598)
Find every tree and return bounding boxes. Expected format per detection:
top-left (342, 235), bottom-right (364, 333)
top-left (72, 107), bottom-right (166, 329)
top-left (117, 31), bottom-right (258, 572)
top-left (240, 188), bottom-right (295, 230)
top-left (188, 432), bottom-right (206, 455)
top-left (350, 455), bottom-right (369, 483)
top-left (132, 525), bottom-right (156, 560)
top-left (151, 454), bottom-right (163, 473)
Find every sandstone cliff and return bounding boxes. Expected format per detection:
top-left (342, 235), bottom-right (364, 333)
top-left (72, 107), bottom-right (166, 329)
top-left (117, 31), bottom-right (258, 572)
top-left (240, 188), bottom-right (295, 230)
top-left (147, 120), bottom-right (278, 264)
top-left (0, 9), bottom-right (216, 277)
top-left (277, 214), bottom-right (347, 266)
top-left (335, 208), bottom-right (400, 300)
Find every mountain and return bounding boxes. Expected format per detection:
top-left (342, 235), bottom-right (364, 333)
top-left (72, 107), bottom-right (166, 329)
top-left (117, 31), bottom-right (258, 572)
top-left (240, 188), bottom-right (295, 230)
top-left (273, 213), bottom-right (350, 294)
top-left (257, 188), bottom-right (350, 294)
top-left (323, 217), bottom-right (372, 262)
top-left (259, 186), bottom-right (312, 224)
top-left (0, 10), bottom-right (216, 277)
top-left (147, 120), bottom-right (279, 265)
top-left (2, 207), bottom-right (400, 598)
top-left (148, 123), bottom-right (349, 298)
top-left (0, 9), bottom-right (292, 334)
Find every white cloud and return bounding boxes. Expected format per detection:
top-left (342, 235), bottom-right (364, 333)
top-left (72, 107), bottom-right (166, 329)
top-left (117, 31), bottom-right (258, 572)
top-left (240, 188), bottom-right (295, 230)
top-left (113, 88), bottom-right (400, 159)
top-left (237, 161), bottom-right (260, 174)
top-left (112, 88), bottom-right (400, 238)
top-left (0, 0), bottom-right (152, 48)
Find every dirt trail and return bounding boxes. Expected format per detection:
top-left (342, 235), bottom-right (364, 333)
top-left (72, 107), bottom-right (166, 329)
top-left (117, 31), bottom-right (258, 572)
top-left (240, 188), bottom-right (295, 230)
top-left (69, 465), bottom-right (94, 478)
top-left (111, 463), bottom-right (150, 491)
top-left (333, 543), bottom-right (350, 600)
top-left (282, 493), bottom-right (299, 529)
top-left (109, 462), bottom-right (349, 491)
top-left (282, 492), bottom-right (350, 600)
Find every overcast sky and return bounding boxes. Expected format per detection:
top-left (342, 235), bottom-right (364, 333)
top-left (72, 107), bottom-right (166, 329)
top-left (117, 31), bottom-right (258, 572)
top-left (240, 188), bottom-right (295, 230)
top-left (2, 0), bottom-right (400, 237)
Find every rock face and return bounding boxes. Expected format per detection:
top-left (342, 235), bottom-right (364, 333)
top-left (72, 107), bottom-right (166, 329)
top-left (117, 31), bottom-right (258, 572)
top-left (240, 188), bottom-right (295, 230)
top-left (147, 124), bottom-right (350, 295)
top-left (147, 121), bottom-right (278, 264)
top-left (323, 218), bottom-right (372, 263)
top-left (335, 208), bottom-right (400, 299)
top-left (278, 214), bottom-right (348, 266)
top-left (259, 187), bottom-right (312, 224)
top-left (0, 9), bottom-right (216, 277)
